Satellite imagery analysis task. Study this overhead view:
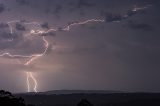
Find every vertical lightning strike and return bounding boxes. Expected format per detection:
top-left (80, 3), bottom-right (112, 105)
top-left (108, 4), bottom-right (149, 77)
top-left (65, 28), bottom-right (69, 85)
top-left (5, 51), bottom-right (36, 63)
top-left (1, 21), bottom-right (50, 92)
top-left (24, 36), bottom-right (49, 92)
top-left (26, 72), bottom-right (30, 92)
top-left (29, 72), bottom-right (38, 92)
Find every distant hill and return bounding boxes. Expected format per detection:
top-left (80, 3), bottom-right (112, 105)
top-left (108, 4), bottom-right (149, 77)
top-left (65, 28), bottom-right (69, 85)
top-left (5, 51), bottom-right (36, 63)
top-left (17, 90), bottom-right (124, 95)
top-left (40, 90), bottom-right (124, 95)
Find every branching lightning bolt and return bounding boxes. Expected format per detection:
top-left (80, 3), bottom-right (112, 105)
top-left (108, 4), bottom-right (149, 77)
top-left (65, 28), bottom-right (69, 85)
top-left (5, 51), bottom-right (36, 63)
top-left (0, 18), bottom-right (104, 93)
top-left (0, 5), bottom-right (150, 92)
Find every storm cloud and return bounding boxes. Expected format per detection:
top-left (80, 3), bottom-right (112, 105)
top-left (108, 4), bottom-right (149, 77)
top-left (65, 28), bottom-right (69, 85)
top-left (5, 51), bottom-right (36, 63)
top-left (0, 3), bottom-right (5, 13)
top-left (126, 21), bottom-right (153, 31)
top-left (0, 0), bottom-right (160, 93)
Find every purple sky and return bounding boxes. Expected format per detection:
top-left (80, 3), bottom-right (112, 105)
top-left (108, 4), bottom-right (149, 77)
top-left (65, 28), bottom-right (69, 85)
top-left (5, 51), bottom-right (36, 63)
top-left (0, 0), bottom-right (160, 93)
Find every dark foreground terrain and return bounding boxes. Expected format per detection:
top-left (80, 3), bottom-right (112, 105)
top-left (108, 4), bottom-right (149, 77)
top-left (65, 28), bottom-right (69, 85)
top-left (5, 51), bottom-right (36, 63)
top-left (15, 90), bottom-right (160, 106)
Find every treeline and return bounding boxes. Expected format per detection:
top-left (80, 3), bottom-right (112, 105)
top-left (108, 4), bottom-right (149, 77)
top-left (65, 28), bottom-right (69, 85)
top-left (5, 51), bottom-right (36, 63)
top-left (1, 90), bottom-right (160, 106)
top-left (0, 90), bottom-right (34, 106)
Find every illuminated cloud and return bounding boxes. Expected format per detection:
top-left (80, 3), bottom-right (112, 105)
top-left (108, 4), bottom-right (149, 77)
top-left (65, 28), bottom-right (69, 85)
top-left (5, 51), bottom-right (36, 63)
top-left (0, 0), bottom-right (160, 92)
top-left (0, 22), bottom-right (44, 56)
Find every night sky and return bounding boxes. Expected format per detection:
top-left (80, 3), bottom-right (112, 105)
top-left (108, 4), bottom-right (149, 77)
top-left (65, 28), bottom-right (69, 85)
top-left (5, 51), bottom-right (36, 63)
top-left (0, 0), bottom-right (160, 93)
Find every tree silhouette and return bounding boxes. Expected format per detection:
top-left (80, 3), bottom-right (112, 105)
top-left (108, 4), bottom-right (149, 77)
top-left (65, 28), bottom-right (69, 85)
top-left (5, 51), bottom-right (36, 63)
top-left (77, 99), bottom-right (93, 106)
top-left (0, 90), bottom-right (34, 106)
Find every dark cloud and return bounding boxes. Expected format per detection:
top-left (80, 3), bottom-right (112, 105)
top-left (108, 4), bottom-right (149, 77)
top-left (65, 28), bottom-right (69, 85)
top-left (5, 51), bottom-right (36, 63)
top-left (16, 0), bottom-right (29, 5)
top-left (0, 30), bottom-right (13, 40)
top-left (48, 32), bottom-right (56, 36)
top-left (0, 3), bottom-right (5, 13)
top-left (42, 0), bottom-right (63, 16)
top-left (105, 13), bottom-right (123, 22)
top-left (15, 23), bottom-right (26, 31)
top-left (53, 5), bottom-right (62, 14)
top-left (126, 8), bottom-right (146, 17)
top-left (44, 0), bottom-right (54, 14)
top-left (0, 30), bottom-right (18, 50)
top-left (126, 21), bottom-right (153, 31)
top-left (79, 9), bottom-right (86, 16)
top-left (104, 6), bottom-right (149, 23)
top-left (126, 10), bottom-right (137, 17)
top-left (77, 0), bottom-right (94, 8)
top-left (40, 32), bottom-right (56, 37)
top-left (41, 22), bottom-right (49, 29)
top-left (57, 27), bottom-right (64, 31)
top-left (0, 23), bottom-right (9, 28)
top-left (67, 0), bottom-right (94, 14)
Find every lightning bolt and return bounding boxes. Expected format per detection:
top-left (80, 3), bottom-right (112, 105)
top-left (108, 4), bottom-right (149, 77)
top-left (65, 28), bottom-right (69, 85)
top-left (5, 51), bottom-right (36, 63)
top-left (1, 20), bottom-right (49, 92)
top-left (1, 18), bottom-right (104, 92)
top-left (0, 5), bottom-right (150, 92)
top-left (132, 4), bottom-right (152, 12)
top-left (26, 72), bottom-right (30, 92)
